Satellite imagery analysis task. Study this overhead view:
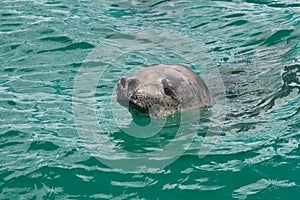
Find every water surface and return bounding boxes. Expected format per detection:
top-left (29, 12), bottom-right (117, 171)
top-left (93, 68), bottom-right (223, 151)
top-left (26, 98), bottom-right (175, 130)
top-left (1, 0), bottom-right (300, 199)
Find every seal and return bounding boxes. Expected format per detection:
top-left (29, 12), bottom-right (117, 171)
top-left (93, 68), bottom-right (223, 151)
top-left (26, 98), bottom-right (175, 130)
top-left (116, 64), bottom-right (212, 118)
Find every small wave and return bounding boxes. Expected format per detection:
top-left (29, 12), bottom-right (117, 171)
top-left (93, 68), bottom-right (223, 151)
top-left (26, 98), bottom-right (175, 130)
top-left (28, 141), bottom-right (60, 151)
top-left (38, 42), bottom-right (95, 53)
top-left (39, 36), bottom-right (73, 43)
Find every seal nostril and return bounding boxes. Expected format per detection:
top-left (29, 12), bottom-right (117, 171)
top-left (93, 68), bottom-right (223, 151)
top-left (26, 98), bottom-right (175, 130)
top-left (127, 78), bottom-right (138, 88)
top-left (119, 77), bottom-right (126, 88)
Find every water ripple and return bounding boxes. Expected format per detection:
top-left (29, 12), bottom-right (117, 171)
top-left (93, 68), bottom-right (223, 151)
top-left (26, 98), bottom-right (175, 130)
top-left (1, 0), bottom-right (300, 199)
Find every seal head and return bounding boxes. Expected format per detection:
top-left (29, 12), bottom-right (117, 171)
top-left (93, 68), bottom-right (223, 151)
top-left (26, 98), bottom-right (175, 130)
top-left (116, 64), bottom-right (212, 118)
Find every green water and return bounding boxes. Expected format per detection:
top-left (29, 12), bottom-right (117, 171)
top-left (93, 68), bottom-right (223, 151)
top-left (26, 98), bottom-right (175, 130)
top-left (1, 0), bottom-right (300, 199)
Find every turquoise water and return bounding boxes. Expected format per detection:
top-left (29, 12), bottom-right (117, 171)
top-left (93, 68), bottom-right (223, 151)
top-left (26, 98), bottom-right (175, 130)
top-left (1, 0), bottom-right (300, 199)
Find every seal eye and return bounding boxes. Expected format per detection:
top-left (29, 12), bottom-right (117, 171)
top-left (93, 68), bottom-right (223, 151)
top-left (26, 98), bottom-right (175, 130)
top-left (164, 87), bottom-right (173, 96)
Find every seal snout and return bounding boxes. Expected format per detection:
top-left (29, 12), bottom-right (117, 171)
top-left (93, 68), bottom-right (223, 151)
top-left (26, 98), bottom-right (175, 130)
top-left (118, 77), bottom-right (139, 89)
top-left (117, 77), bottom-right (141, 106)
top-left (129, 92), bottom-right (150, 114)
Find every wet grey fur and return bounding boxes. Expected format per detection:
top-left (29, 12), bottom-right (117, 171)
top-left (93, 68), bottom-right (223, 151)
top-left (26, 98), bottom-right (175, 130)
top-left (116, 64), bottom-right (212, 118)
